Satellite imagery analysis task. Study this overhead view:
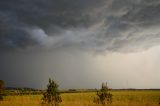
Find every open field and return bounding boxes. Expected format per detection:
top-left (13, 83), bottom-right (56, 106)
top-left (0, 90), bottom-right (160, 106)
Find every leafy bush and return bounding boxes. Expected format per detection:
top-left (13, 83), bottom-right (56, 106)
top-left (93, 82), bottom-right (112, 105)
top-left (0, 80), bottom-right (5, 101)
top-left (42, 78), bottom-right (62, 106)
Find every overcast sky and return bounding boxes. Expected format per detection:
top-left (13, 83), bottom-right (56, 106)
top-left (1, 0), bottom-right (160, 89)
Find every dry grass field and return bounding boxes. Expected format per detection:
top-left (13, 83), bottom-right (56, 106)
top-left (0, 90), bottom-right (160, 106)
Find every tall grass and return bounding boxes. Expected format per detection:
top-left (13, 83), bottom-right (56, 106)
top-left (0, 90), bottom-right (160, 106)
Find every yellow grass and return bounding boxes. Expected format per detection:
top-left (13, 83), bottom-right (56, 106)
top-left (0, 90), bottom-right (160, 106)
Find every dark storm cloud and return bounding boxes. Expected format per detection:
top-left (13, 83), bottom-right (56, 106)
top-left (1, 0), bottom-right (160, 89)
top-left (1, 0), bottom-right (160, 52)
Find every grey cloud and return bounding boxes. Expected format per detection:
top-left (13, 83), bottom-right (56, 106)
top-left (1, 0), bottom-right (160, 52)
top-left (1, 0), bottom-right (160, 89)
top-left (0, 0), bottom-right (108, 50)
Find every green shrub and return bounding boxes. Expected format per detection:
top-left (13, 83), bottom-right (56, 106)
top-left (42, 78), bottom-right (62, 106)
top-left (0, 80), bottom-right (5, 101)
top-left (93, 82), bottom-right (112, 105)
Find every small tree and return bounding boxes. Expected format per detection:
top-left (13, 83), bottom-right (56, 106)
top-left (93, 82), bottom-right (112, 105)
top-left (0, 80), bottom-right (5, 101)
top-left (42, 78), bottom-right (62, 106)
